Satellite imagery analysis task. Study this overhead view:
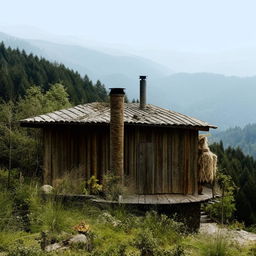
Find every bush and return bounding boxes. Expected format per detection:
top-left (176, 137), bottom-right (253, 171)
top-left (142, 211), bottom-right (184, 243)
top-left (86, 176), bottom-right (103, 195)
top-left (154, 245), bottom-right (185, 256)
top-left (7, 246), bottom-right (44, 256)
top-left (205, 173), bottom-right (236, 224)
top-left (107, 206), bottom-right (141, 232)
top-left (134, 229), bottom-right (157, 256)
top-left (102, 172), bottom-right (125, 201)
top-left (54, 169), bottom-right (86, 195)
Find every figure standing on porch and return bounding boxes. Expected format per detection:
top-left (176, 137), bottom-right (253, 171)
top-left (198, 135), bottom-right (217, 195)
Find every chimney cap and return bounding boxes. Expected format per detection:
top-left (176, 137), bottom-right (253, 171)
top-left (109, 88), bottom-right (125, 95)
top-left (139, 75), bottom-right (147, 80)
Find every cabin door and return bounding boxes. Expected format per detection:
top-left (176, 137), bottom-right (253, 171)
top-left (137, 142), bottom-right (154, 194)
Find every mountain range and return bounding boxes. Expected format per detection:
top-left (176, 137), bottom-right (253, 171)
top-left (1, 31), bottom-right (256, 129)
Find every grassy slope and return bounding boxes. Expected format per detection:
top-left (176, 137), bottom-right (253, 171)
top-left (0, 171), bottom-right (255, 256)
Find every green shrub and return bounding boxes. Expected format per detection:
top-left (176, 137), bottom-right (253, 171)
top-left (142, 211), bottom-right (184, 243)
top-left (154, 245), bottom-right (185, 256)
top-left (134, 229), bottom-right (157, 256)
top-left (0, 169), bottom-right (20, 190)
top-left (86, 176), bottom-right (103, 195)
top-left (205, 173), bottom-right (236, 224)
top-left (54, 170), bottom-right (86, 194)
top-left (7, 245), bottom-right (44, 256)
top-left (102, 172), bottom-right (125, 201)
top-left (108, 206), bottom-right (141, 232)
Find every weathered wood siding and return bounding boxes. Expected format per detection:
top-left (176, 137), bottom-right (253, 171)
top-left (43, 126), bottom-right (110, 186)
top-left (43, 125), bottom-right (198, 195)
top-left (124, 126), bottom-right (198, 195)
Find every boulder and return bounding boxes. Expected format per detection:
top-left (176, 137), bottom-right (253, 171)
top-left (45, 242), bottom-right (62, 252)
top-left (69, 234), bottom-right (88, 245)
top-left (40, 185), bottom-right (54, 194)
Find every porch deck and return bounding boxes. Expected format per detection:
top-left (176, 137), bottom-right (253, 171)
top-left (93, 186), bottom-right (215, 205)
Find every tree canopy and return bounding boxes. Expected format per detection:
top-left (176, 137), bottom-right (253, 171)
top-left (0, 84), bottom-right (72, 176)
top-left (0, 42), bottom-right (108, 104)
top-left (211, 142), bottom-right (256, 225)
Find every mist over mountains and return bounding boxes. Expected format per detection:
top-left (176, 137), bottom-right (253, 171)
top-left (1, 31), bottom-right (256, 129)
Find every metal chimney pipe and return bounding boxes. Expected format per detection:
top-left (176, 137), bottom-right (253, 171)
top-left (109, 88), bottom-right (125, 184)
top-left (139, 76), bottom-right (147, 109)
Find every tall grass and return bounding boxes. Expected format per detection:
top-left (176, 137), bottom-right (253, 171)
top-left (0, 189), bottom-right (13, 231)
top-left (190, 232), bottom-right (238, 256)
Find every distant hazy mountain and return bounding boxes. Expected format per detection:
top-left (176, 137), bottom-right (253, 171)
top-left (210, 124), bottom-right (256, 159)
top-left (137, 48), bottom-right (256, 77)
top-left (0, 32), bottom-right (45, 56)
top-left (148, 73), bottom-right (256, 129)
top-left (0, 32), bottom-right (171, 99)
top-left (1, 31), bottom-right (256, 129)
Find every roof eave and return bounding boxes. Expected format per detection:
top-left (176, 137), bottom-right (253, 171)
top-left (20, 120), bottom-right (216, 131)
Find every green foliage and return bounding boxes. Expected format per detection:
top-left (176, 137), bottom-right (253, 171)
top-left (193, 233), bottom-right (233, 256)
top-left (36, 200), bottom-right (67, 233)
top-left (86, 176), bottom-right (103, 195)
top-left (90, 242), bottom-right (129, 256)
top-left (0, 231), bottom-right (37, 252)
top-left (54, 170), bottom-right (86, 195)
top-left (134, 230), bottom-right (157, 256)
top-left (154, 246), bottom-right (185, 256)
top-left (44, 83), bottom-right (71, 112)
top-left (0, 84), bottom-right (72, 175)
top-left (248, 245), bottom-right (256, 256)
top-left (7, 246), bottom-right (44, 256)
top-left (0, 173), bottom-right (253, 256)
top-left (211, 124), bottom-right (256, 159)
top-left (107, 207), bottom-right (140, 232)
top-left (102, 172), bottom-right (125, 201)
top-left (0, 42), bottom-right (108, 104)
top-left (205, 172), bottom-right (236, 224)
top-left (0, 188), bottom-right (13, 231)
top-left (142, 211), bottom-right (185, 243)
top-left (210, 142), bottom-right (256, 225)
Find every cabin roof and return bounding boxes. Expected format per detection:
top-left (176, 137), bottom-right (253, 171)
top-left (20, 102), bottom-right (217, 130)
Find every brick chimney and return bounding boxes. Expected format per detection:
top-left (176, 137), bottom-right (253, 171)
top-left (109, 88), bottom-right (125, 183)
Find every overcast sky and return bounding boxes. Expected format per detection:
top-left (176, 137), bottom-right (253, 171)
top-left (1, 0), bottom-right (255, 51)
top-left (1, 0), bottom-right (256, 75)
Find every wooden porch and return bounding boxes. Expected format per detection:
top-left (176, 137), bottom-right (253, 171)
top-left (92, 186), bottom-right (214, 205)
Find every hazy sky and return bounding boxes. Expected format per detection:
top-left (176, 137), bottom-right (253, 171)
top-left (1, 0), bottom-right (256, 52)
top-left (1, 0), bottom-right (256, 75)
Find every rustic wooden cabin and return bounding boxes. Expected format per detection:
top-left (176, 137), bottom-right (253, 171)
top-left (21, 76), bottom-right (217, 197)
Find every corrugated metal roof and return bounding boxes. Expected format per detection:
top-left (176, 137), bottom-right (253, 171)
top-left (20, 102), bottom-right (217, 130)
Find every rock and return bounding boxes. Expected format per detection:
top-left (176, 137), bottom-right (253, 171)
top-left (45, 242), bottom-right (62, 252)
top-left (40, 185), bottom-right (54, 194)
top-left (200, 223), bottom-right (256, 245)
top-left (200, 223), bottom-right (219, 234)
top-left (69, 234), bottom-right (88, 245)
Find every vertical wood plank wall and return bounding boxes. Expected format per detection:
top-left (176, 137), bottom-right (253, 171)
top-left (43, 125), bottom-right (198, 195)
top-left (43, 126), bottom-right (110, 186)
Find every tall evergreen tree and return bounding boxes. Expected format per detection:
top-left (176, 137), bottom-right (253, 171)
top-left (211, 142), bottom-right (256, 225)
top-left (0, 42), bottom-right (108, 104)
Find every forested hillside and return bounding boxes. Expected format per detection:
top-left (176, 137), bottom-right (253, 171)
top-left (0, 42), bottom-right (108, 103)
top-left (211, 142), bottom-right (256, 225)
top-left (211, 124), bottom-right (256, 159)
